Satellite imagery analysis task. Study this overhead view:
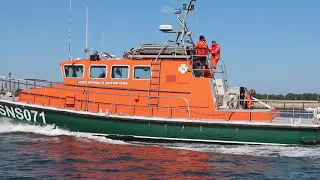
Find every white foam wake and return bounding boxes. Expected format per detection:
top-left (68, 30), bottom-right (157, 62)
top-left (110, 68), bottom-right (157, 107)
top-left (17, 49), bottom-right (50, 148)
top-left (2, 117), bottom-right (320, 158)
top-left (0, 117), bottom-right (127, 145)
top-left (164, 143), bottom-right (320, 158)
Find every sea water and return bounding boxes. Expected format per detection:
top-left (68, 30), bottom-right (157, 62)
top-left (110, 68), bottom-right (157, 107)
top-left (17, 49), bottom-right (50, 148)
top-left (0, 117), bottom-right (320, 179)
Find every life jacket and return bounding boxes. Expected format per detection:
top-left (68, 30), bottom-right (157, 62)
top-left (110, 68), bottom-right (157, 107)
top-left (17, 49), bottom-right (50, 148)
top-left (210, 44), bottom-right (220, 56)
top-left (203, 70), bottom-right (212, 78)
top-left (195, 40), bottom-right (208, 55)
top-left (245, 93), bottom-right (253, 109)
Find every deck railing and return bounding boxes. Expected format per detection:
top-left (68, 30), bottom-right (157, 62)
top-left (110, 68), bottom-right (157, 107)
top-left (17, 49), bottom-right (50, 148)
top-left (127, 41), bottom-right (191, 60)
top-left (223, 98), bottom-right (320, 124)
top-left (191, 62), bottom-right (228, 78)
top-left (0, 76), bottom-right (61, 95)
top-left (0, 76), bottom-right (191, 119)
top-left (1, 76), bottom-right (320, 124)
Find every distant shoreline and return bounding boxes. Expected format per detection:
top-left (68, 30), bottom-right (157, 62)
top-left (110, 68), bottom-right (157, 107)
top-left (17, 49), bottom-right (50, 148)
top-left (255, 93), bottom-right (320, 101)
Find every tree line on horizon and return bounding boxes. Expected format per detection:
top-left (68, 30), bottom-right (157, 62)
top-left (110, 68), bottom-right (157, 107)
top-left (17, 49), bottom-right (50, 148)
top-left (254, 93), bottom-right (320, 101)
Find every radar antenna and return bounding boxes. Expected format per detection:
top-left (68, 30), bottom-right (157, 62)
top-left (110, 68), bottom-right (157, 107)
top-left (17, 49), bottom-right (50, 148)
top-left (159, 0), bottom-right (196, 47)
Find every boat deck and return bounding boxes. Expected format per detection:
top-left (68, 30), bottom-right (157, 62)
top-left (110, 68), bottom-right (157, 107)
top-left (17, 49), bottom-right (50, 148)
top-left (1, 94), bottom-right (319, 129)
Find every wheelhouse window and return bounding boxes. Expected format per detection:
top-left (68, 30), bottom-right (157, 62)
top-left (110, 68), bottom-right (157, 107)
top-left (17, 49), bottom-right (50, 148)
top-left (111, 66), bottom-right (129, 79)
top-left (90, 65), bottom-right (107, 78)
top-left (134, 66), bottom-right (150, 79)
top-left (64, 65), bottom-right (84, 78)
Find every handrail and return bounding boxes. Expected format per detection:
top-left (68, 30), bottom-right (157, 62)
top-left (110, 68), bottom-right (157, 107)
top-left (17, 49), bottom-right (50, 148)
top-left (192, 67), bottom-right (229, 75)
top-left (127, 41), bottom-right (193, 60)
top-left (2, 76), bottom-right (319, 124)
top-left (0, 76), bottom-right (62, 85)
top-left (220, 59), bottom-right (229, 88)
top-left (222, 98), bottom-right (320, 123)
top-left (22, 90), bottom-right (191, 119)
top-left (1, 76), bottom-right (191, 119)
top-left (2, 77), bottom-right (318, 107)
top-left (1, 76), bottom-right (189, 102)
top-left (1, 77), bottom-right (192, 94)
top-left (0, 76), bottom-right (61, 94)
top-left (225, 98), bottom-right (320, 110)
top-left (249, 99), bottom-right (320, 103)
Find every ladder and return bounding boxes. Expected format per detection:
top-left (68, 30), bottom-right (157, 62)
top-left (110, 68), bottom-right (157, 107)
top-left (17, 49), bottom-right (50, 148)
top-left (147, 42), bottom-right (168, 110)
top-left (211, 58), bottom-right (229, 109)
top-left (148, 58), bottom-right (161, 108)
top-left (220, 59), bottom-right (229, 88)
top-left (147, 40), bottom-right (190, 113)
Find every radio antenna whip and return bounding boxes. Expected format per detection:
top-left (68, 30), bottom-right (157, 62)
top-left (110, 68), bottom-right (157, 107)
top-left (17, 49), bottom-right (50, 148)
top-left (68, 0), bottom-right (72, 60)
top-left (85, 6), bottom-right (89, 59)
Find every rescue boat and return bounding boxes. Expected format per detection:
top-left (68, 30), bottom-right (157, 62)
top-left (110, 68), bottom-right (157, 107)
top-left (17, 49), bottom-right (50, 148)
top-left (1, 0), bottom-right (320, 145)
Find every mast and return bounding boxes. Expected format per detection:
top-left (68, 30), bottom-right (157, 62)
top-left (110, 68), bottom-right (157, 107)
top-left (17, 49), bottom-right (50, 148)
top-left (100, 32), bottom-right (104, 55)
top-left (159, 0), bottom-right (196, 47)
top-left (68, 0), bottom-right (72, 60)
top-left (175, 0), bottom-right (195, 46)
top-left (85, 6), bottom-right (89, 59)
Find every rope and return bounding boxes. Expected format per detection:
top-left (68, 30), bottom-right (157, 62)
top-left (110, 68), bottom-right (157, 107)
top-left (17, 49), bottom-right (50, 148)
top-left (183, 126), bottom-right (201, 137)
top-left (199, 126), bottom-right (220, 137)
top-left (164, 124), bottom-right (185, 137)
top-left (148, 123), bottom-right (239, 139)
top-left (148, 122), bottom-right (164, 137)
top-left (218, 128), bottom-right (239, 138)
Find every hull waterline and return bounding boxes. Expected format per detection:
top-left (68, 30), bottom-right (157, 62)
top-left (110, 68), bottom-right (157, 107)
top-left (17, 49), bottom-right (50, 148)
top-left (1, 100), bottom-right (319, 146)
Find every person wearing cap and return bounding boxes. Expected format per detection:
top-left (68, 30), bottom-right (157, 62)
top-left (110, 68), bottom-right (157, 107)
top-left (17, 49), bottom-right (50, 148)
top-left (209, 40), bottom-right (220, 70)
top-left (194, 35), bottom-right (208, 55)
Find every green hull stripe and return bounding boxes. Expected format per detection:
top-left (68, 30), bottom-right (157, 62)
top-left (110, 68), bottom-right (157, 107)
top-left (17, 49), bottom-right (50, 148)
top-left (1, 100), bottom-right (320, 145)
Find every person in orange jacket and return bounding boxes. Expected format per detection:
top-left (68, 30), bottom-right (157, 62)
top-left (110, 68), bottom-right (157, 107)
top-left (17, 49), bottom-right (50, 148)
top-left (194, 35), bottom-right (209, 77)
top-left (245, 89), bottom-right (255, 109)
top-left (209, 40), bottom-right (220, 70)
top-left (194, 35), bottom-right (209, 55)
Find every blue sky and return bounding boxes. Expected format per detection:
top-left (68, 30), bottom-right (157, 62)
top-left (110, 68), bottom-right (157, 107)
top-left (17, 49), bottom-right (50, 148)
top-left (0, 0), bottom-right (319, 94)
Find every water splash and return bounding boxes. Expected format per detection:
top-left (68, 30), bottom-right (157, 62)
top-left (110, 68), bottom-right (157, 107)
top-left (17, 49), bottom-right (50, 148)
top-left (173, 143), bottom-right (320, 158)
top-left (130, 141), bottom-right (320, 158)
top-left (2, 117), bottom-right (320, 158)
top-left (0, 117), bottom-right (127, 145)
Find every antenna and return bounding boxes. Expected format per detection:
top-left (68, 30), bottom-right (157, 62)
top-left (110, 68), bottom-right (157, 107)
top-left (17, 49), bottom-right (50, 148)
top-left (100, 32), bottom-right (104, 55)
top-left (159, 0), bottom-right (196, 47)
top-left (84, 6), bottom-right (89, 59)
top-left (68, 0), bottom-right (72, 60)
